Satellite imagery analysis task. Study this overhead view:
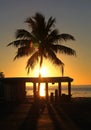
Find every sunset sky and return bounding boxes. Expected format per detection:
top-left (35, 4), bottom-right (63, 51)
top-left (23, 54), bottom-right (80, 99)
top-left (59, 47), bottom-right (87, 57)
top-left (0, 0), bottom-right (91, 85)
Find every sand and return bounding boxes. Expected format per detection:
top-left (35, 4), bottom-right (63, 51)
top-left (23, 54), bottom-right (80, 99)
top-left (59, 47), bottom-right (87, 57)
top-left (56, 97), bottom-right (91, 130)
top-left (0, 97), bottom-right (91, 130)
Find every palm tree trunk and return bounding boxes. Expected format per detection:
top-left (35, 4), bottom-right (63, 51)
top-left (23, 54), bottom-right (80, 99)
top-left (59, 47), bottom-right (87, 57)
top-left (38, 54), bottom-right (43, 96)
top-left (62, 65), bottom-right (64, 77)
top-left (38, 73), bottom-right (41, 95)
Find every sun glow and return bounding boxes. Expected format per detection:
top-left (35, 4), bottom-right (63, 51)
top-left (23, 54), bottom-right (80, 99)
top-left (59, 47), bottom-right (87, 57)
top-left (40, 83), bottom-right (45, 97)
top-left (31, 59), bottom-right (64, 78)
top-left (39, 67), bottom-right (47, 77)
top-left (39, 68), bottom-right (46, 97)
top-left (30, 59), bottom-right (65, 97)
top-left (33, 65), bottom-right (49, 77)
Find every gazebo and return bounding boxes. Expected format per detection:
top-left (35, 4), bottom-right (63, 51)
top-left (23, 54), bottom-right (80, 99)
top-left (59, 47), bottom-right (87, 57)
top-left (0, 76), bottom-right (73, 102)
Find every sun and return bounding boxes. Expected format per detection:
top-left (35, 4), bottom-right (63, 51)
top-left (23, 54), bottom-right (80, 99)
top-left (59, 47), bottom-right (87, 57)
top-left (39, 67), bottom-right (47, 77)
top-left (32, 65), bottom-right (49, 77)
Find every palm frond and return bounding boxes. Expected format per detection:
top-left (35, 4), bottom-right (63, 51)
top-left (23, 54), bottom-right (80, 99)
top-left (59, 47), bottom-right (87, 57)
top-left (59, 33), bottom-right (75, 41)
top-left (16, 29), bottom-right (32, 39)
top-left (50, 44), bottom-right (76, 56)
top-left (47, 49), bottom-right (64, 66)
top-left (54, 45), bottom-right (76, 56)
top-left (46, 17), bottom-right (56, 32)
top-left (33, 13), bottom-right (45, 26)
top-left (25, 17), bottom-right (36, 30)
top-left (7, 40), bottom-right (31, 47)
top-left (26, 13), bottom-right (47, 40)
top-left (26, 51), bottom-right (39, 73)
top-left (14, 46), bottom-right (35, 60)
top-left (46, 29), bottom-right (59, 44)
top-left (33, 13), bottom-right (47, 40)
top-left (25, 13), bottom-right (45, 31)
top-left (47, 33), bottom-right (75, 45)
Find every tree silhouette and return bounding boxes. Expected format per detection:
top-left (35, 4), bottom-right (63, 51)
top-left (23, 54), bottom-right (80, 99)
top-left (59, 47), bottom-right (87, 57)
top-left (0, 72), bottom-right (5, 78)
top-left (7, 12), bottom-right (76, 75)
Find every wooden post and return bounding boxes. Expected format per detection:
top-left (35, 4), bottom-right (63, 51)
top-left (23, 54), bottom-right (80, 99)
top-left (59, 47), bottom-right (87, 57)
top-left (33, 82), bottom-right (36, 99)
top-left (45, 82), bottom-right (48, 101)
top-left (38, 82), bottom-right (40, 96)
top-left (38, 74), bottom-right (41, 96)
top-left (68, 82), bottom-right (71, 98)
top-left (58, 82), bottom-right (62, 97)
top-left (50, 92), bottom-right (54, 103)
top-left (55, 89), bottom-right (58, 102)
top-left (17, 82), bottom-right (26, 102)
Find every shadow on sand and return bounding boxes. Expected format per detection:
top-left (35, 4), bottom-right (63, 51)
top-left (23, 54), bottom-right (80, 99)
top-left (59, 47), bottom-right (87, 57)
top-left (19, 99), bottom-right (45, 130)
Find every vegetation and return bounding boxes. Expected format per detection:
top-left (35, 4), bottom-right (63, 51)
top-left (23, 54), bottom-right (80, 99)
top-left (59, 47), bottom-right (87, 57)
top-left (7, 12), bottom-right (76, 75)
top-left (0, 72), bottom-right (5, 78)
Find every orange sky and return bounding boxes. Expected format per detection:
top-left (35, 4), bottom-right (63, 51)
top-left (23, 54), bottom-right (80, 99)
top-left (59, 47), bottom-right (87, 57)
top-left (0, 1), bottom-right (91, 85)
top-left (2, 55), bottom-right (91, 85)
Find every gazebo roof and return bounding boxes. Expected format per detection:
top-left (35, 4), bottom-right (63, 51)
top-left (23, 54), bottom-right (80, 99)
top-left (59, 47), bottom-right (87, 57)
top-left (1, 76), bottom-right (73, 83)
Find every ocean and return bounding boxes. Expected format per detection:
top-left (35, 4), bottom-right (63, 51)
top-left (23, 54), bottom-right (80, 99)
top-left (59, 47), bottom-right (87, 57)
top-left (71, 85), bottom-right (91, 97)
top-left (26, 85), bottom-right (91, 98)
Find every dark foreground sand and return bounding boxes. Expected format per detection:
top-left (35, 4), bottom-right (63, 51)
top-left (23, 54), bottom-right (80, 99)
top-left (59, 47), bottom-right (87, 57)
top-left (0, 97), bottom-right (91, 130)
top-left (56, 97), bottom-right (91, 130)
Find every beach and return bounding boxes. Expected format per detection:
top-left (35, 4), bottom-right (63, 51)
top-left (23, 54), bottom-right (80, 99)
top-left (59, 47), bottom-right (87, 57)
top-left (54, 97), bottom-right (91, 130)
top-left (0, 97), bottom-right (91, 130)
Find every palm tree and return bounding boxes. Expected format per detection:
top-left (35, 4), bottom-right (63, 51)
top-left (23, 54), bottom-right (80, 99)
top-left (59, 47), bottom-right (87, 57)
top-left (7, 12), bottom-right (76, 95)
top-left (7, 12), bottom-right (76, 74)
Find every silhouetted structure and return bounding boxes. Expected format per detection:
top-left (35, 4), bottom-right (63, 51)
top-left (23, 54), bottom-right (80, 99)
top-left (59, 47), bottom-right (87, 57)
top-left (0, 77), bottom-right (73, 102)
